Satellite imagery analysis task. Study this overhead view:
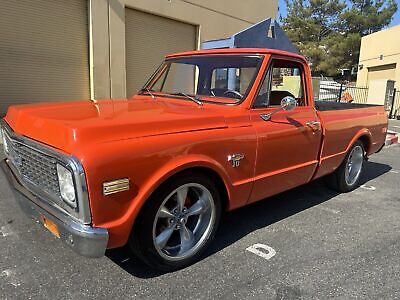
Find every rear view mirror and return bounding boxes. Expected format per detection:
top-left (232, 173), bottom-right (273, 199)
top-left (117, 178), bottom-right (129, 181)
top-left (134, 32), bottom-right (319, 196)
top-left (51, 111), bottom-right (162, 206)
top-left (281, 96), bottom-right (297, 111)
top-left (260, 96), bottom-right (298, 122)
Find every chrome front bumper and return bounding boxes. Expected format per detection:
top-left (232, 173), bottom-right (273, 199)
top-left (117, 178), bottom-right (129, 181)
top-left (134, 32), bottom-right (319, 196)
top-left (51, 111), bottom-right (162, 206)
top-left (1, 159), bottom-right (108, 258)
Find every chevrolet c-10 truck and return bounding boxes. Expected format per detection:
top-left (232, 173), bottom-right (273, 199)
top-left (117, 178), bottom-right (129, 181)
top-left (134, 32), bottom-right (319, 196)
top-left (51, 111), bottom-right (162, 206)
top-left (1, 48), bottom-right (387, 271)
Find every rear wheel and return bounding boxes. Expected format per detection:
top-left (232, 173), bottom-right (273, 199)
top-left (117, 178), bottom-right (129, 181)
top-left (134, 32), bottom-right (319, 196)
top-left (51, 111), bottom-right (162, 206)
top-left (326, 141), bottom-right (365, 192)
top-left (129, 173), bottom-right (221, 271)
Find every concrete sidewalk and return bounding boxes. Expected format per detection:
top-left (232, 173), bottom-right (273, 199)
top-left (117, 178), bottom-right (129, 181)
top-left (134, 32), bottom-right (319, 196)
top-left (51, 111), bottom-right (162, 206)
top-left (387, 119), bottom-right (400, 146)
top-left (389, 118), bottom-right (400, 133)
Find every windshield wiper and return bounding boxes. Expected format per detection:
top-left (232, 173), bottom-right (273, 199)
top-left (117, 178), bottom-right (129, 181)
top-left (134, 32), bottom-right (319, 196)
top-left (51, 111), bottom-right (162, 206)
top-left (138, 88), bottom-right (155, 99)
top-left (171, 92), bottom-right (202, 106)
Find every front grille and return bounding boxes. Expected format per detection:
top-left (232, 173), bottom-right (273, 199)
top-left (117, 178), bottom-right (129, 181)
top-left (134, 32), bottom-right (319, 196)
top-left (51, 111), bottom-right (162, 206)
top-left (5, 133), bottom-right (61, 198)
top-left (1, 121), bottom-right (92, 224)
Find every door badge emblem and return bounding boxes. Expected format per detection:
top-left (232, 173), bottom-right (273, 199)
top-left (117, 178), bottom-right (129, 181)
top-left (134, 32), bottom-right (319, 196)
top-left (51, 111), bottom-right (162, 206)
top-left (227, 154), bottom-right (245, 168)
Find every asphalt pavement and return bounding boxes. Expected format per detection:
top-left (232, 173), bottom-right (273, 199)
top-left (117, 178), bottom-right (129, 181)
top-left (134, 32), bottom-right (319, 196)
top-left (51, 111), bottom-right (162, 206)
top-left (1, 144), bottom-right (400, 299)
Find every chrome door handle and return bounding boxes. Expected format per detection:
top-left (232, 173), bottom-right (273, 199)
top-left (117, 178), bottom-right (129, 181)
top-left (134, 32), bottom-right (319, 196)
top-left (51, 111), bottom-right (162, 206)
top-left (306, 121), bottom-right (320, 126)
top-left (305, 121), bottom-right (321, 131)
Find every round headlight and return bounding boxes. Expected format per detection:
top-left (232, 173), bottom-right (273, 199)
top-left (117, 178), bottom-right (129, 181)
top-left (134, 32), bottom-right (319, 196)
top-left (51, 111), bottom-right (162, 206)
top-left (56, 164), bottom-right (76, 207)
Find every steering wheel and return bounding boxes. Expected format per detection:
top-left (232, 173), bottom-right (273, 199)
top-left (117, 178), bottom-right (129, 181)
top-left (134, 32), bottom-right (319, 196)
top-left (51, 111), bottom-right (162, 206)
top-left (223, 89), bottom-right (243, 100)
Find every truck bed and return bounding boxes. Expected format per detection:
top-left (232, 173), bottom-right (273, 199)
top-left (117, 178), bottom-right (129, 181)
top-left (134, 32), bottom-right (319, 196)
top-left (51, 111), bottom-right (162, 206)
top-left (313, 102), bottom-right (387, 180)
top-left (314, 101), bottom-right (382, 111)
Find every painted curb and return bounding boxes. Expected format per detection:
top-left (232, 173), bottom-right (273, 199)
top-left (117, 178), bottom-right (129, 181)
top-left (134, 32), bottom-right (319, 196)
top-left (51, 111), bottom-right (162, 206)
top-left (386, 132), bottom-right (399, 146)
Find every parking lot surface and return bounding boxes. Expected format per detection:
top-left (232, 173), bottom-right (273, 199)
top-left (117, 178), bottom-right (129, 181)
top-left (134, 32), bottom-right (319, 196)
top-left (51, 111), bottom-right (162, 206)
top-left (1, 144), bottom-right (400, 299)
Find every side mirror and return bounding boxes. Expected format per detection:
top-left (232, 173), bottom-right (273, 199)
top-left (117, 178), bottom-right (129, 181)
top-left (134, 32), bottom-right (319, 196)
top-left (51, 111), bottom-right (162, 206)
top-left (260, 96), bottom-right (297, 121)
top-left (281, 96), bottom-right (297, 111)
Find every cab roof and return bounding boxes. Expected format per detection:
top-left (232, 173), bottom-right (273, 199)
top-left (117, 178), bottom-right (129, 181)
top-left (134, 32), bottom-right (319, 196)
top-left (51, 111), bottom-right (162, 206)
top-left (166, 48), bottom-right (306, 63)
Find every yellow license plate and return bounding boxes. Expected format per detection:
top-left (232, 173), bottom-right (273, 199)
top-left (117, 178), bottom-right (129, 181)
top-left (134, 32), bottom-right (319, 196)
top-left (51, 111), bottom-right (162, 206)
top-left (41, 216), bottom-right (60, 238)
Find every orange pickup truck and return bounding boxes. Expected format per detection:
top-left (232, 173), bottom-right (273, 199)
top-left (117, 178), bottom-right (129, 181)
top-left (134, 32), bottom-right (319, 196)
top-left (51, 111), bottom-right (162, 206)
top-left (1, 48), bottom-right (387, 271)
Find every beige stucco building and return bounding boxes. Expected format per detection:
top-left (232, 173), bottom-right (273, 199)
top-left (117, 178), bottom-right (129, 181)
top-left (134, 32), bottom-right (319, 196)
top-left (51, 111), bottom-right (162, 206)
top-left (0, 0), bottom-right (278, 116)
top-left (356, 24), bottom-right (400, 89)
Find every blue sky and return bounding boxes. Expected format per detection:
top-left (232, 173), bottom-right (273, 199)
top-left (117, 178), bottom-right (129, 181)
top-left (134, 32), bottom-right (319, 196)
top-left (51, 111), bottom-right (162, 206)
top-left (278, 0), bottom-right (400, 27)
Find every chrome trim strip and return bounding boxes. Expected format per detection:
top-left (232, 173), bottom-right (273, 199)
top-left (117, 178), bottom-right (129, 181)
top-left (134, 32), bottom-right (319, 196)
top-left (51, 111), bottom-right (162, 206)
top-left (0, 120), bottom-right (91, 224)
top-left (103, 178), bottom-right (130, 195)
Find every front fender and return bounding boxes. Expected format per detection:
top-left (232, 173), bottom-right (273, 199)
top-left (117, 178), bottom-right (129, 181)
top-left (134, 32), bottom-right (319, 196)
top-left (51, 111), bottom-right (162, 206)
top-left (139, 154), bottom-right (233, 205)
top-left (81, 124), bottom-right (256, 248)
top-left (99, 155), bottom-right (233, 248)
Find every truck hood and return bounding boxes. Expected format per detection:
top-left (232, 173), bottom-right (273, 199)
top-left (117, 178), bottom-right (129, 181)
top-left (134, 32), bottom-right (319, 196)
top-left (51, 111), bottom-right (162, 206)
top-left (4, 97), bottom-right (227, 154)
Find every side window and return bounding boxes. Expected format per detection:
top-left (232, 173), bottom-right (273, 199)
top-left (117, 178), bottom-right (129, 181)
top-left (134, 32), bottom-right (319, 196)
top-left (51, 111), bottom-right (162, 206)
top-left (254, 60), bottom-right (306, 108)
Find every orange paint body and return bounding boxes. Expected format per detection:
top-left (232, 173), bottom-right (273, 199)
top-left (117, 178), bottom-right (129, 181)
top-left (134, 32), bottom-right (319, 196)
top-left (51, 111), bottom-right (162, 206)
top-left (4, 49), bottom-right (388, 249)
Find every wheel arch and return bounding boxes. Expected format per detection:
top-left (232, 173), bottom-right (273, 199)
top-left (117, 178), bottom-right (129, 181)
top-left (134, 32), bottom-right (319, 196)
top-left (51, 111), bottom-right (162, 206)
top-left (141, 166), bottom-right (230, 214)
top-left (357, 134), bottom-right (371, 155)
top-left (324, 132), bottom-right (368, 193)
top-left (333, 130), bottom-right (371, 172)
top-left (345, 129), bottom-right (372, 155)
top-left (128, 158), bottom-right (231, 243)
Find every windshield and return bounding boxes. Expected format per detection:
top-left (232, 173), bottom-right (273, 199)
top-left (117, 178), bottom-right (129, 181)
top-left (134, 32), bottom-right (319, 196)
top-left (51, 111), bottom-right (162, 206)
top-left (141, 55), bottom-right (263, 104)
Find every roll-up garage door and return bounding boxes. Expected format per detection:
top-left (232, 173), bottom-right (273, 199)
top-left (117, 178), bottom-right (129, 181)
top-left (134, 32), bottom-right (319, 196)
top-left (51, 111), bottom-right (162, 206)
top-left (125, 9), bottom-right (197, 97)
top-left (367, 63), bottom-right (396, 86)
top-left (0, 0), bottom-right (90, 116)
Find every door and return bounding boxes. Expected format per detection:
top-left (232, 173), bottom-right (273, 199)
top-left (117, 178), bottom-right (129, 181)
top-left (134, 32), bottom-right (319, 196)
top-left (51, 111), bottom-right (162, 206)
top-left (0, 0), bottom-right (90, 116)
top-left (367, 63), bottom-right (396, 87)
top-left (249, 58), bottom-right (322, 203)
top-left (125, 8), bottom-right (197, 97)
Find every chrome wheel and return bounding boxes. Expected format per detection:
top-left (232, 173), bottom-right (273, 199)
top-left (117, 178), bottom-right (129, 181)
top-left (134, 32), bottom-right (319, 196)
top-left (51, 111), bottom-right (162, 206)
top-left (152, 183), bottom-right (216, 261)
top-left (345, 145), bottom-right (364, 186)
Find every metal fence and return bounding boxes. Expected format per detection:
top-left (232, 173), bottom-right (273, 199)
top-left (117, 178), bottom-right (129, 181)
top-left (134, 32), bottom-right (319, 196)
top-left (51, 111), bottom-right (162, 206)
top-left (318, 81), bottom-right (369, 104)
top-left (389, 90), bottom-right (400, 120)
top-left (315, 80), bottom-right (400, 119)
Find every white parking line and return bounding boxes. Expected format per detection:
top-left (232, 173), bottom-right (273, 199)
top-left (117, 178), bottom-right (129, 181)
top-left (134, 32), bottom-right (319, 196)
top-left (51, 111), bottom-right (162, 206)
top-left (246, 243), bottom-right (276, 260)
top-left (389, 170), bottom-right (399, 174)
top-left (318, 206), bottom-right (340, 214)
top-left (360, 185), bottom-right (376, 191)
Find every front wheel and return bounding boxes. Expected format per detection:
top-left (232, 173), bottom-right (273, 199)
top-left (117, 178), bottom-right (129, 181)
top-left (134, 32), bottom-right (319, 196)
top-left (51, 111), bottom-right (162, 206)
top-left (325, 140), bottom-right (365, 192)
top-left (129, 173), bottom-right (221, 271)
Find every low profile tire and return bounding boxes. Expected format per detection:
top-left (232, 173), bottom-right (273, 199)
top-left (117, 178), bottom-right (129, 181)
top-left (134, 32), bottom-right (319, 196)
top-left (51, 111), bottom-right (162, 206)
top-left (129, 172), bottom-right (221, 271)
top-left (325, 140), bottom-right (365, 192)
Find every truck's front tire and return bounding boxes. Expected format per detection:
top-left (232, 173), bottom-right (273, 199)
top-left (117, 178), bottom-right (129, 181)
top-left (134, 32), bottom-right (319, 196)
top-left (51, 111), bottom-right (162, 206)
top-left (129, 172), bottom-right (221, 271)
top-left (326, 141), bottom-right (365, 192)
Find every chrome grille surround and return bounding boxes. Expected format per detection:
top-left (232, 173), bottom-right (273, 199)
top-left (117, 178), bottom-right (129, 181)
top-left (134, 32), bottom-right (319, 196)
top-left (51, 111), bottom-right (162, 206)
top-left (1, 120), bottom-right (91, 225)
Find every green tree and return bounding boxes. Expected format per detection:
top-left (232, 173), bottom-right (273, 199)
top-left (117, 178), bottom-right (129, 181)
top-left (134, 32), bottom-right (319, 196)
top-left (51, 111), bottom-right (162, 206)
top-left (281, 0), bottom-right (398, 77)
